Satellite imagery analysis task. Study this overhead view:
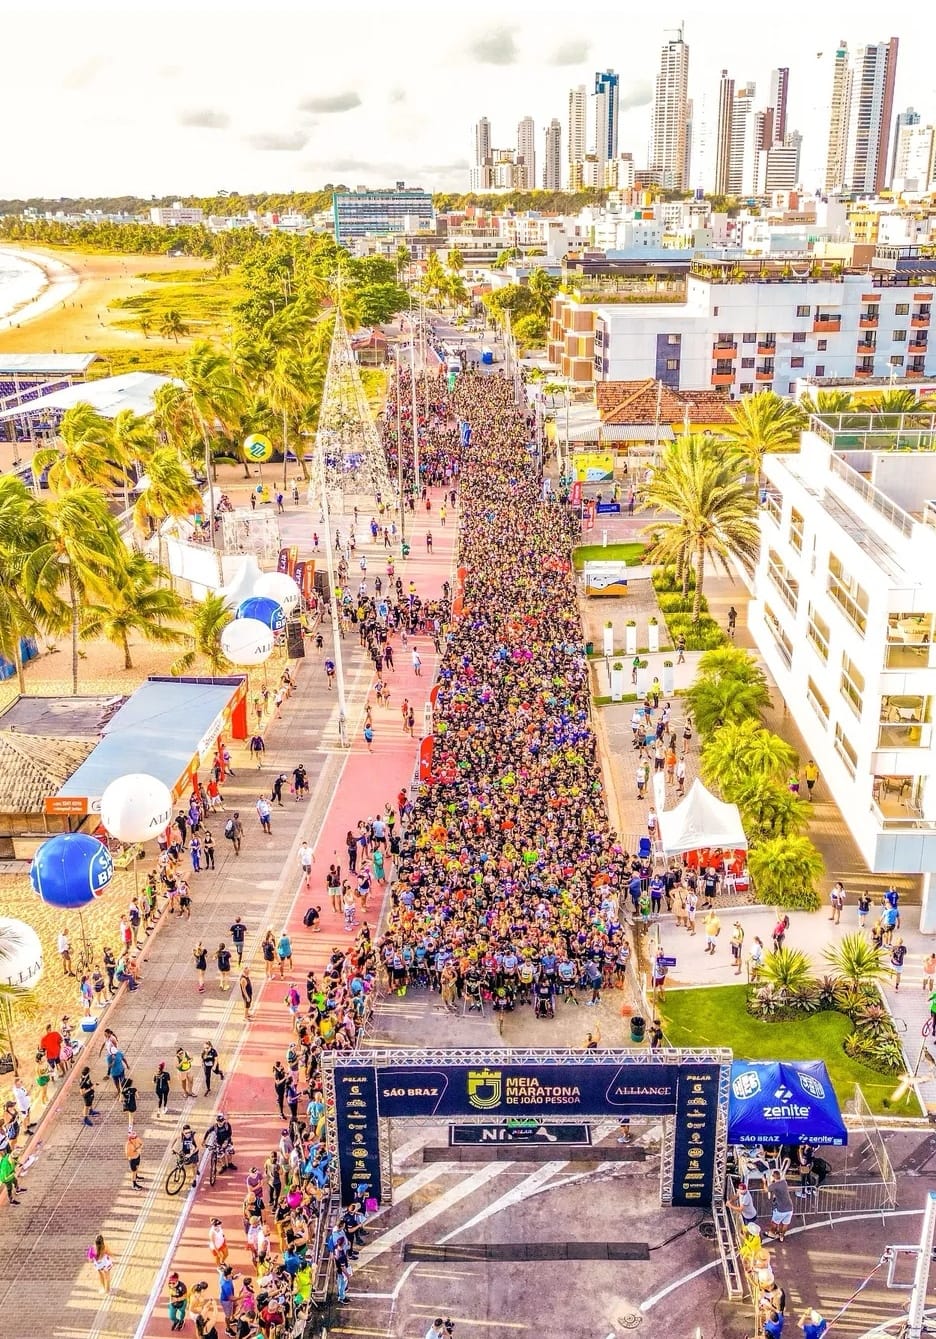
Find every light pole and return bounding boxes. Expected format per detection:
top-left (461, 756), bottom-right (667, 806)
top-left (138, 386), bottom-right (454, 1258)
top-left (409, 332), bottom-right (420, 500)
top-left (394, 348), bottom-right (406, 548)
top-left (318, 431), bottom-right (349, 745)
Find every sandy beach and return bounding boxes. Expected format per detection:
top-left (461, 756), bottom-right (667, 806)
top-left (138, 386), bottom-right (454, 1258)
top-left (0, 247), bottom-right (211, 354)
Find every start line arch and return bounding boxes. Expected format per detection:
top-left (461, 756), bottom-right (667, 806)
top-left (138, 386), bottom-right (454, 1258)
top-left (322, 1046), bottom-right (731, 1209)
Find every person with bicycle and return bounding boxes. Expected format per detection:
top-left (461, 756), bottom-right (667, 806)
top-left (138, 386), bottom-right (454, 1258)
top-left (172, 1124), bottom-right (199, 1185)
top-left (205, 1112), bottom-right (236, 1172)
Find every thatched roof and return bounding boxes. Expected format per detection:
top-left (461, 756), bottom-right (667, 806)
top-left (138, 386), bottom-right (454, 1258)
top-left (0, 732), bottom-right (97, 814)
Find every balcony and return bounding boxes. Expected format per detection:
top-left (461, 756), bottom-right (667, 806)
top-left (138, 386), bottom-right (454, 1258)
top-left (908, 341), bottom-right (928, 355)
top-left (911, 313), bottom-right (931, 328)
top-left (712, 342), bottom-right (737, 356)
top-left (859, 315), bottom-right (879, 329)
top-left (907, 366), bottom-right (925, 378)
top-left (871, 794), bottom-right (936, 831)
top-left (756, 341), bottom-right (776, 356)
top-left (711, 371), bottom-right (734, 386)
top-left (855, 365), bottom-right (874, 378)
top-left (755, 368), bottom-right (774, 382)
top-left (856, 341), bottom-right (876, 354)
top-left (813, 316), bottom-right (842, 332)
top-left (877, 721), bottom-right (932, 749)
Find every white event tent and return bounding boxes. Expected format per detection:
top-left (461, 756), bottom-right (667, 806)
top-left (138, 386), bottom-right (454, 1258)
top-left (657, 778), bottom-right (747, 856)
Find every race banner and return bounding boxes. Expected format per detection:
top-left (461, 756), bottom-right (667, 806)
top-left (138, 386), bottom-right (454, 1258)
top-left (418, 736), bottom-right (435, 784)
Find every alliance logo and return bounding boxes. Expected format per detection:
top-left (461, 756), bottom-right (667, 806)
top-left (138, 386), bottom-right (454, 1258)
top-left (467, 1069), bottom-right (502, 1110)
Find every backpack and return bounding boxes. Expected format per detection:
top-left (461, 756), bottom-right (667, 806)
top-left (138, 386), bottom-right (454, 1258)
top-left (224, 819), bottom-right (235, 839)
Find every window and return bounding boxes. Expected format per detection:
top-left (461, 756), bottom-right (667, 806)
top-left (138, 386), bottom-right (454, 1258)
top-left (818, 339), bottom-right (828, 351)
top-left (742, 357), bottom-right (755, 369)
top-left (893, 329), bottom-right (907, 342)
top-left (815, 364), bottom-right (825, 376)
top-left (789, 508), bottom-right (804, 553)
top-left (767, 548), bottom-right (799, 614)
top-left (740, 382), bottom-right (753, 394)
top-left (764, 491), bottom-right (783, 526)
top-left (796, 304), bottom-right (810, 317)
top-left (828, 554), bottom-right (869, 635)
top-left (807, 604), bottom-right (830, 663)
top-left (667, 334), bottom-right (679, 344)
top-left (764, 602), bottom-right (793, 669)
top-left (791, 356), bottom-right (805, 368)
top-left (792, 332), bottom-right (807, 344)
top-left (840, 653), bottom-right (865, 718)
top-left (742, 332), bottom-right (756, 344)
top-left (807, 677), bottom-right (830, 727)
top-left (834, 723), bottom-right (857, 776)
top-left (713, 307), bottom-right (719, 316)
top-left (666, 358), bottom-right (678, 370)
top-left (890, 355), bottom-right (904, 367)
top-left (895, 303), bottom-right (909, 315)
top-left (717, 333), bottom-right (733, 343)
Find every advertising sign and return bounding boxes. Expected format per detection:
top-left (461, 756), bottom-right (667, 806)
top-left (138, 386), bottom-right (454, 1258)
top-left (333, 1066), bottom-right (382, 1204)
top-left (671, 1065), bottom-right (720, 1206)
top-left (573, 451), bottom-right (614, 483)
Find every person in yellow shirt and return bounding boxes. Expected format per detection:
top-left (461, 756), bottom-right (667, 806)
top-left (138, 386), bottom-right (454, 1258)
top-left (804, 760), bottom-right (819, 802)
top-left (704, 910), bottom-right (721, 955)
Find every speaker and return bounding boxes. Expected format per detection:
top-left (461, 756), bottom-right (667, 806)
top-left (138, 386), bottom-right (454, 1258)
top-left (286, 620), bottom-right (305, 658)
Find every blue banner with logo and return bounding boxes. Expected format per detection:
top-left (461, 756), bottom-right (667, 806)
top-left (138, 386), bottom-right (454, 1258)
top-left (728, 1060), bottom-right (846, 1146)
top-left (334, 1066), bottom-right (383, 1204)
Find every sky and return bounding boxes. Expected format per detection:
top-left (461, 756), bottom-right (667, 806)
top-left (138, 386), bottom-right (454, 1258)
top-left (1, 1), bottom-right (935, 198)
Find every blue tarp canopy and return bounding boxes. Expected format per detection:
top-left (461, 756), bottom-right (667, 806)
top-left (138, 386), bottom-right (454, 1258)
top-left (728, 1060), bottom-right (848, 1146)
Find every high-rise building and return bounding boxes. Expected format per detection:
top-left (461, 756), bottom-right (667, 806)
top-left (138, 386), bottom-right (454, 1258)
top-left (543, 118), bottom-right (562, 190)
top-left (892, 122), bottom-right (935, 192)
top-left (517, 116), bottom-right (536, 190)
top-left (714, 69), bottom-right (734, 195)
top-left (474, 117), bottom-right (491, 168)
top-left (765, 131), bottom-right (802, 191)
top-left (890, 107), bottom-right (921, 185)
top-left (593, 70), bottom-right (620, 177)
top-left (769, 68), bottom-right (789, 145)
top-left (727, 82), bottom-right (758, 196)
top-left (650, 25), bottom-right (690, 190)
top-left (844, 38), bottom-right (899, 194)
top-left (567, 84), bottom-right (588, 189)
top-left (684, 98), bottom-right (694, 187)
top-left (825, 42), bottom-right (852, 193)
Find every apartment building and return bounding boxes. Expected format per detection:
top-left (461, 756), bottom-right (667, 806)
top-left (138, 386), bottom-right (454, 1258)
top-left (748, 421), bottom-right (936, 929)
top-left (548, 249), bottom-right (936, 389)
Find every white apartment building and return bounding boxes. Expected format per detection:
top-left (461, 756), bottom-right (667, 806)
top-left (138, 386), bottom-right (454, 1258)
top-left (150, 202), bottom-right (204, 226)
top-left (548, 252), bottom-right (936, 390)
top-left (748, 423), bottom-right (936, 929)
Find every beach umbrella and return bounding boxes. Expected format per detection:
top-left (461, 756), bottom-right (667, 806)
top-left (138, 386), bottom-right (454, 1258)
top-left (100, 773), bottom-right (173, 844)
top-left (221, 617), bottom-right (275, 666)
top-left (254, 572), bottom-right (301, 617)
top-left (30, 833), bottom-right (114, 910)
top-left (236, 596), bottom-right (286, 634)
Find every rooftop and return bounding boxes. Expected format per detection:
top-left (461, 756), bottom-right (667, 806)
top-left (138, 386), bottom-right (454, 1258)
top-left (0, 694), bottom-right (126, 737)
top-left (0, 354), bottom-right (97, 375)
top-left (0, 371), bottom-right (178, 424)
top-left (810, 412), bottom-right (936, 453)
top-left (0, 733), bottom-right (96, 815)
top-left (596, 379), bottom-right (736, 427)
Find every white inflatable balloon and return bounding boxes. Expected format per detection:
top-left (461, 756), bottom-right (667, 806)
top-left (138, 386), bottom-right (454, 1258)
top-left (0, 917), bottom-right (43, 991)
top-left (254, 571), bottom-right (301, 617)
top-left (100, 773), bottom-right (174, 844)
top-left (221, 616), bottom-right (275, 666)
top-left (216, 556), bottom-right (264, 610)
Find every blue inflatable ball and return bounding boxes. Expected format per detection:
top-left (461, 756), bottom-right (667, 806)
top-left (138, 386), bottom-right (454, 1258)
top-left (236, 596), bottom-right (286, 634)
top-left (31, 832), bottom-right (114, 909)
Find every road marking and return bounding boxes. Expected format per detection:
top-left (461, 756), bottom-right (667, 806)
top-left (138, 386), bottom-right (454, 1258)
top-left (358, 1163), bottom-right (508, 1265)
top-left (437, 1160), bottom-right (567, 1241)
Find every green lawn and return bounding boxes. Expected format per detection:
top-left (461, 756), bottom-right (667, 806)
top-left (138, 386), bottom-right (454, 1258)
top-left (660, 985), bottom-right (901, 1117)
top-left (572, 542), bottom-right (645, 570)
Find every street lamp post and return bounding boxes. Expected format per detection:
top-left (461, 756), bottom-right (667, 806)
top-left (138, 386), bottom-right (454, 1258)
top-left (409, 335), bottom-right (420, 501)
top-left (318, 433), bottom-right (349, 745)
top-left (394, 348), bottom-right (406, 548)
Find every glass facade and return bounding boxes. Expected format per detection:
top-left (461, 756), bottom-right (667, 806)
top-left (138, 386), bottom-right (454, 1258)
top-left (332, 188), bottom-right (434, 242)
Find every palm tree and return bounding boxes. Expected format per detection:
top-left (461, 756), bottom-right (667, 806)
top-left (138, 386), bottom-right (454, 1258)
top-left (178, 342), bottom-right (245, 541)
top-left (731, 776), bottom-right (810, 842)
top-left (82, 552), bottom-right (185, 669)
top-left (446, 246), bottom-right (465, 274)
top-left (24, 489), bottom-right (126, 694)
top-left (869, 388), bottom-right (924, 414)
top-left (132, 446), bottom-right (203, 546)
top-left (492, 247), bottom-right (521, 270)
top-left (527, 267), bottom-right (561, 319)
top-left (0, 477), bottom-right (45, 692)
top-left (685, 673), bottom-right (771, 736)
top-left (641, 434), bottom-right (760, 621)
top-left (110, 409), bottom-right (155, 512)
top-left (747, 835), bottom-right (825, 910)
top-left (756, 946), bottom-right (815, 996)
top-left (159, 309), bottom-right (189, 342)
top-left (799, 389), bottom-right (854, 417)
top-left (724, 390), bottom-right (806, 477)
top-left (32, 403), bottom-right (127, 494)
top-left (394, 244), bottom-right (410, 284)
top-left (701, 718), bottom-right (796, 793)
top-left (824, 933), bottom-right (886, 988)
top-left (171, 593), bottom-right (233, 675)
top-left (419, 252), bottom-right (448, 307)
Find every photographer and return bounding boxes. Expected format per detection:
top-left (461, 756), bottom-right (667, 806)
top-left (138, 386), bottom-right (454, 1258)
top-left (426, 1321), bottom-right (454, 1339)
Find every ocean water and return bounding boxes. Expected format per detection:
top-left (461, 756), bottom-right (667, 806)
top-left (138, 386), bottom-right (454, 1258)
top-left (0, 250), bottom-right (46, 321)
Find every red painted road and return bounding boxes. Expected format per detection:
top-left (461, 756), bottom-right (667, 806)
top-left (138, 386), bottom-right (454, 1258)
top-left (144, 492), bottom-right (456, 1334)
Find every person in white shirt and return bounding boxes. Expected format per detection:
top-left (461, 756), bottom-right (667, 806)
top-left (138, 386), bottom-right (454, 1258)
top-left (298, 842), bottom-right (314, 886)
top-left (57, 928), bottom-right (73, 976)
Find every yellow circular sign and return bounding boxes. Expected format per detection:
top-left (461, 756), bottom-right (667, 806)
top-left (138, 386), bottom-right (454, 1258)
top-left (243, 433), bottom-right (273, 463)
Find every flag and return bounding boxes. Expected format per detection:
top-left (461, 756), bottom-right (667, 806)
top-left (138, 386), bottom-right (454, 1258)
top-left (287, 545), bottom-right (299, 576)
top-left (569, 481), bottom-right (582, 506)
top-left (418, 736), bottom-right (435, 784)
top-left (277, 547), bottom-right (290, 574)
top-left (294, 561), bottom-right (306, 599)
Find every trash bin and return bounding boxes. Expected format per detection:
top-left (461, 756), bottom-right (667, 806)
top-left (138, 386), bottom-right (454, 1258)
top-left (481, 348), bottom-right (494, 365)
top-left (629, 1016), bottom-right (645, 1044)
top-left (585, 641), bottom-right (594, 656)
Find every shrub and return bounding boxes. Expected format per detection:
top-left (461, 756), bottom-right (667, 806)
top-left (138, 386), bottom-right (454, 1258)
top-left (652, 566), bottom-right (697, 593)
top-left (664, 613), bottom-right (725, 650)
top-left (656, 592), bottom-right (708, 615)
top-left (844, 1029), bottom-right (904, 1074)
